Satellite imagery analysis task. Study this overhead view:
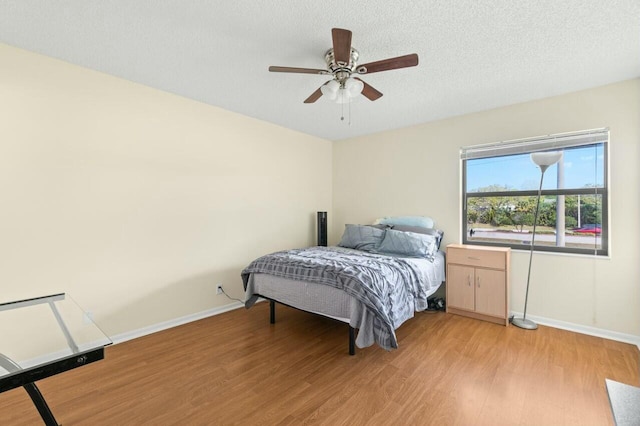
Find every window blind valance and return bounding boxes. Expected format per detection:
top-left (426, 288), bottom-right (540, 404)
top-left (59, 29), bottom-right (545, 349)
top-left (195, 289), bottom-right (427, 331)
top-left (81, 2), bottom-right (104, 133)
top-left (460, 128), bottom-right (609, 160)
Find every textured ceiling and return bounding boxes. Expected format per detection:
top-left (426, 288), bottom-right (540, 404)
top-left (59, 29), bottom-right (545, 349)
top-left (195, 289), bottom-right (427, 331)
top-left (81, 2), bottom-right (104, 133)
top-left (0, 1), bottom-right (638, 141)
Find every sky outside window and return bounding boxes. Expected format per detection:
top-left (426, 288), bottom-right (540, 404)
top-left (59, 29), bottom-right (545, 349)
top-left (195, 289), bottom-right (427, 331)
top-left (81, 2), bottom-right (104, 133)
top-left (466, 144), bottom-right (605, 192)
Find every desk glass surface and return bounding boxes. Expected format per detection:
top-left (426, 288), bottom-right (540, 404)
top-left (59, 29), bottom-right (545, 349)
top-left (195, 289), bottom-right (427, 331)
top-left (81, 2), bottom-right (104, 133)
top-left (0, 294), bottom-right (112, 382)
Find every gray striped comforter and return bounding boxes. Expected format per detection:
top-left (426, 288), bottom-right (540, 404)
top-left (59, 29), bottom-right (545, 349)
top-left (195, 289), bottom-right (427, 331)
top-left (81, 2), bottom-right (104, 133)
top-left (241, 246), bottom-right (438, 350)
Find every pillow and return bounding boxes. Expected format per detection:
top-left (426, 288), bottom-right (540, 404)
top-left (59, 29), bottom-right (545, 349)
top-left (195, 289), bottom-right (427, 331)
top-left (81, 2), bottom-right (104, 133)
top-left (375, 216), bottom-right (434, 229)
top-left (390, 225), bottom-right (444, 249)
top-left (367, 224), bottom-right (391, 230)
top-left (337, 224), bottom-right (386, 252)
top-left (377, 229), bottom-right (438, 260)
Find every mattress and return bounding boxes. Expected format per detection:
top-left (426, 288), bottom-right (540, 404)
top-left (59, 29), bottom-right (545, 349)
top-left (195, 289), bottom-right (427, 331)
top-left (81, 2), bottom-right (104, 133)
top-left (246, 250), bottom-right (446, 349)
top-left (251, 272), bottom-right (354, 322)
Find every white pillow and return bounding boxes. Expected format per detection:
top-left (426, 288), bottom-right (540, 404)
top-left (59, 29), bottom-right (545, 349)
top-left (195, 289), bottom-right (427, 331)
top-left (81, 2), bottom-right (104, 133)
top-left (375, 216), bottom-right (434, 229)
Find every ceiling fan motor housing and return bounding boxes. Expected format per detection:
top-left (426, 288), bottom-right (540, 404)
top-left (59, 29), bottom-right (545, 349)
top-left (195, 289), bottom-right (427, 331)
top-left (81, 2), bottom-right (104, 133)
top-left (324, 48), bottom-right (360, 82)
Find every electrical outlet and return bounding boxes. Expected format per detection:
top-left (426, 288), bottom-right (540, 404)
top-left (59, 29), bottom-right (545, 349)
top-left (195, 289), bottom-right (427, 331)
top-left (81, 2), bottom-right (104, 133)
top-left (216, 284), bottom-right (223, 295)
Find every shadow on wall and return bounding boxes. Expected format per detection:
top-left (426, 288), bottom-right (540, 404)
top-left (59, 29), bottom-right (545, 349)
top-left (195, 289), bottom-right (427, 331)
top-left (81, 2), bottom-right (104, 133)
top-left (91, 211), bottom-right (324, 340)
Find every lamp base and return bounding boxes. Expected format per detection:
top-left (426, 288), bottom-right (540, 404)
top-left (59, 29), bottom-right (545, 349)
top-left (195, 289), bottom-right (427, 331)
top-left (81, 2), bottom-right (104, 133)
top-left (511, 317), bottom-right (538, 330)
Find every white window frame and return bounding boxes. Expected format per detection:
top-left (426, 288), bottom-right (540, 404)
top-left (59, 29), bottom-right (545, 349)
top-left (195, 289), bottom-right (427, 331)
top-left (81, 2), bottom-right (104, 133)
top-left (461, 128), bottom-right (609, 256)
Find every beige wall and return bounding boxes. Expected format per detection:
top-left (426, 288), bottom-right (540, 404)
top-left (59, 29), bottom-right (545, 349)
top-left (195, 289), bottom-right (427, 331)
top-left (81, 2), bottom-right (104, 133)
top-left (333, 79), bottom-right (640, 338)
top-left (3, 41), bottom-right (637, 342)
top-left (0, 43), bottom-right (332, 337)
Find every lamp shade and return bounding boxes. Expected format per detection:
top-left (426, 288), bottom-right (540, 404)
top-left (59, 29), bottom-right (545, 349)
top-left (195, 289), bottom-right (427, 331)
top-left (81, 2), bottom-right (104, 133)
top-left (320, 80), bottom-right (340, 100)
top-left (336, 89), bottom-right (350, 104)
top-left (321, 78), bottom-right (363, 103)
top-left (530, 151), bottom-right (562, 173)
top-left (531, 151), bottom-right (562, 167)
top-left (344, 78), bottom-right (364, 97)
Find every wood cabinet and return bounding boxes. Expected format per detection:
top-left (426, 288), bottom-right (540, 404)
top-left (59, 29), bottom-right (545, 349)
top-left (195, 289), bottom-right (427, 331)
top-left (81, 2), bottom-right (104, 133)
top-left (446, 244), bottom-right (511, 326)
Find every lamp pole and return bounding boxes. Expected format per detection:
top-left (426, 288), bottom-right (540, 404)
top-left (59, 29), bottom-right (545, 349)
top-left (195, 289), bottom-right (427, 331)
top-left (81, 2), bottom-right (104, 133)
top-left (512, 169), bottom-right (545, 329)
top-left (512, 151), bottom-right (562, 330)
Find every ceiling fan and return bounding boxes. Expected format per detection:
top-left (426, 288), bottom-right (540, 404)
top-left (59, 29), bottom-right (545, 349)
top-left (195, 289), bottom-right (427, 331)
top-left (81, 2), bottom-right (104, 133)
top-left (268, 28), bottom-right (419, 104)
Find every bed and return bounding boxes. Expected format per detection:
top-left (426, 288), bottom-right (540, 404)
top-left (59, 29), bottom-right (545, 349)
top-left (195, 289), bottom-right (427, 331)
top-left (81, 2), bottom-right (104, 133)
top-left (241, 219), bottom-right (446, 355)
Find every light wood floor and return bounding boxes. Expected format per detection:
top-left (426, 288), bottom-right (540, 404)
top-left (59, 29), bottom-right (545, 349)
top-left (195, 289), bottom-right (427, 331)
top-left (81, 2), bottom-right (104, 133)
top-left (1, 302), bottom-right (638, 425)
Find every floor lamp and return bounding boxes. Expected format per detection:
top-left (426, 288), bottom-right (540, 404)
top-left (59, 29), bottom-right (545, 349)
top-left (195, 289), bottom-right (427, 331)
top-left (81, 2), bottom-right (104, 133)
top-left (512, 151), bottom-right (563, 330)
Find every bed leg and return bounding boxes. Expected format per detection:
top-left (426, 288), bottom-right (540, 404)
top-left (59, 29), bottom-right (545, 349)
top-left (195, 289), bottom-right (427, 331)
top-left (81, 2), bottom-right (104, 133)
top-left (349, 326), bottom-right (356, 356)
top-left (269, 300), bottom-right (275, 324)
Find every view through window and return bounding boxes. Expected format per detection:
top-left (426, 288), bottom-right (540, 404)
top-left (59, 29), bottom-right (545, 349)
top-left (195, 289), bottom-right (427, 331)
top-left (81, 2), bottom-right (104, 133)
top-left (462, 130), bottom-right (608, 255)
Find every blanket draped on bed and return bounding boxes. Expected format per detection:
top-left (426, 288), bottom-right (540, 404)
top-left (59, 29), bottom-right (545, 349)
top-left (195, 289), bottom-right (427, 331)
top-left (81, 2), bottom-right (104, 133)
top-left (241, 246), bottom-right (426, 350)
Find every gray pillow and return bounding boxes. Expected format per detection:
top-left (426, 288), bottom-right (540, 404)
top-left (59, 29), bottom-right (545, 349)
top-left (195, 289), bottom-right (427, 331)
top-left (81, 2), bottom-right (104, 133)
top-left (377, 229), bottom-right (438, 260)
top-left (337, 224), bottom-right (386, 252)
top-left (391, 225), bottom-right (444, 249)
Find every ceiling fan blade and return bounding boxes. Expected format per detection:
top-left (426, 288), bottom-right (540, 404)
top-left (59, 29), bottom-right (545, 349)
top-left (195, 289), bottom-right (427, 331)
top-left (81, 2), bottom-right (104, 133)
top-left (304, 86), bottom-right (324, 103)
top-left (332, 28), bottom-right (352, 65)
top-left (356, 53), bottom-right (419, 74)
top-left (269, 66), bottom-right (329, 75)
top-left (354, 78), bottom-right (383, 101)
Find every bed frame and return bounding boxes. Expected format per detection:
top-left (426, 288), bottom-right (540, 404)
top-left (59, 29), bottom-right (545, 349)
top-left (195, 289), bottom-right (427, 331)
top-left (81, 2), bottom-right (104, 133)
top-left (257, 295), bottom-right (357, 355)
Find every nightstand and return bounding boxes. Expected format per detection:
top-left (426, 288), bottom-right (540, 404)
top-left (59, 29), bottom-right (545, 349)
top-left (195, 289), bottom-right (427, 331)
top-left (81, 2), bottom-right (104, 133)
top-left (446, 244), bottom-right (511, 326)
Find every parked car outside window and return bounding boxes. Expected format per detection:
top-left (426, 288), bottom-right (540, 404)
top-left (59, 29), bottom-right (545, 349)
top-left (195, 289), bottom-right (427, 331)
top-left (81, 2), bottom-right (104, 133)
top-left (573, 224), bottom-right (601, 234)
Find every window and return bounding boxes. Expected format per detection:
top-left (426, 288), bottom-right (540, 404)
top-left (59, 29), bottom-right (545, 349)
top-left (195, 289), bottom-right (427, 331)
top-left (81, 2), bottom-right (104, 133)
top-left (461, 129), bottom-right (608, 256)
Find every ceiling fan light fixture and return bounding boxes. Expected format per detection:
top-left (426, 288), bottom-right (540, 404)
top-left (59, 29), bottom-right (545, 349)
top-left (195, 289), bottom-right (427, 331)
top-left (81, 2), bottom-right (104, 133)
top-left (320, 79), bottom-right (340, 100)
top-left (320, 77), bottom-right (363, 104)
top-left (335, 88), bottom-right (352, 104)
top-left (345, 77), bottom-right (364, 96)
top-left (321, 79), bottom-right (340, 94)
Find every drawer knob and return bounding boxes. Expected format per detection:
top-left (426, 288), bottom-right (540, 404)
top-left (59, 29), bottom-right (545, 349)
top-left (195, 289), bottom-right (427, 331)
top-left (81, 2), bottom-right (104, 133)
top-left (468, 256), bottom-right (481, 260)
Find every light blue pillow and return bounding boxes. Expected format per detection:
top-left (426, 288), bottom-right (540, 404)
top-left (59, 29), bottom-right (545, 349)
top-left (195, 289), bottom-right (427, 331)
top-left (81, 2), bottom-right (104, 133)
top-left (377, 229), bottom-right (438, 260)
top-left (376, 216), bottom-right (434, 229)
top-left (337, 224), bottom-right (386, 252)
top-left (391, 225), bottom-right (444, 249)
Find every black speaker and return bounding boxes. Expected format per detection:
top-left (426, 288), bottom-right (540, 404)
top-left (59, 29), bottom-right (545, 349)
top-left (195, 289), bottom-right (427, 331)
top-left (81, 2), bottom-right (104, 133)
top-left (317, 211), bottom-right (327, 246)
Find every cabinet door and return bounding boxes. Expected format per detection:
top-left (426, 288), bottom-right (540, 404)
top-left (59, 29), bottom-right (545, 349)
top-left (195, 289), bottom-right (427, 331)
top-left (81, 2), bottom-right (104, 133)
top-left (447, 264), bottom-right (475, 311)
top-left (475, 268), bottom-right (506, 318)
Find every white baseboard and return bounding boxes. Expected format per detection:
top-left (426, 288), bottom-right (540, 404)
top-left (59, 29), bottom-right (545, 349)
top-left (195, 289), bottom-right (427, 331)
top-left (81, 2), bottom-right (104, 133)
top-left (110, 301), bottom-right (245, 345)
top-left (109, 303), bottom-right (640, 351)
top-left (510, 311), bottom-right (640, 350)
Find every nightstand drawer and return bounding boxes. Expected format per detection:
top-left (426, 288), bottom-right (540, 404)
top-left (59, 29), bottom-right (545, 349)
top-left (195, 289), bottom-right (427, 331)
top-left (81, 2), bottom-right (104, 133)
top-left (447, 246), bottom-right (506, 270)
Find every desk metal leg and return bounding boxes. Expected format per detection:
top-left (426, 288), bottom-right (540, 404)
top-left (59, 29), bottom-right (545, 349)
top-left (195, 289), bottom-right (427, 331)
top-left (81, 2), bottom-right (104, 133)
top-left (1, 352), bottom-right (58, 425)
top-left (23, 383), bottom-right (59, 426)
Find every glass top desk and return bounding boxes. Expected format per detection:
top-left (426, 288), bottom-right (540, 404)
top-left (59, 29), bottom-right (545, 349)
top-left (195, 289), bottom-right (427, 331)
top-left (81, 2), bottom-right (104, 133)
top-left (0, 293), bottom-right (112, 426)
